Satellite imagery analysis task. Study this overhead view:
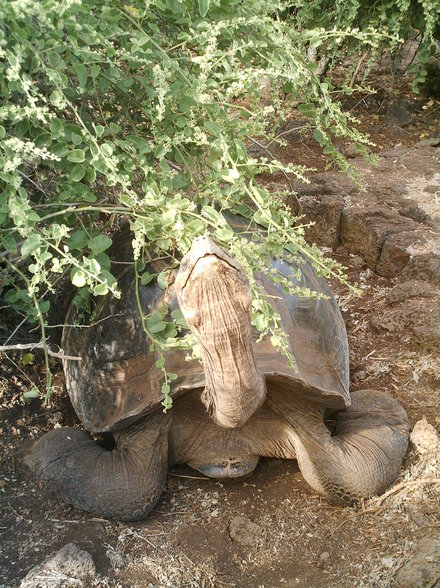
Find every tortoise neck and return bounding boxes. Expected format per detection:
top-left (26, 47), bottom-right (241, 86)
top-left (175, 237), bottom-right (267, 429)
top-left (198, 301), bottom-right (267, 428)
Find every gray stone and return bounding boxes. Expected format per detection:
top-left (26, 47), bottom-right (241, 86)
top-left (20, 543), bottom-right (96, 588)
top-left (416, 137), bottom-right (440, 148)
top-left (386, 99), bottom-right (414, 128)
top-left (229, 516), bottom-right (265, 547)
top-left (392, 534), bottom-right (440, 588)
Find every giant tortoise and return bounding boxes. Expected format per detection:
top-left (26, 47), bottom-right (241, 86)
top-left (26, 220), bottom-right (410, 521)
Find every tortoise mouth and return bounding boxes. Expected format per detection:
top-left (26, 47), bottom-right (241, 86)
top-left (177, 237), bottom-right (243, 293)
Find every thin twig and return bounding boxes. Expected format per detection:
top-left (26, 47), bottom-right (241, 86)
top-left (37, 312), bottom-right (123, 331)
top-left (248, 137), bottom-right (303, 213)
top-left (2, 316), bottom-right (28, 346)
top-left (0, 342), bottom-right (81, 361)
top-left (168, 472), bottom-right (210, 481)
top-left (349, 51), bottom-right (369, 88)
top-left (265, 125), bottom-right (307, 148)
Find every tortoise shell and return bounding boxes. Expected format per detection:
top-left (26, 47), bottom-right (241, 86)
top-left (62, 222), bottom-right (349, 433)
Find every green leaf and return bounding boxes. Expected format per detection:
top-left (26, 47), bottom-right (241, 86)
top-left (94, 125), bottom-right (105, 137)
top-left (0, 126), bottom-right (5, 139)
top-left (23, 386), bottom-right (40, 400)
top-left (50, 118), bottom-right (63, 137)
top-left (215, 225), bottom-right (234, 241)
top-left (94, 282), bottom-right (109, 295)
top-left (68, 229), bottom-right (88, 250)
top-left (198, 0), bottom-right (210, 17)
top-left (88, 234), bottom-right (113, 254)
top-left (313, 128), bottom-right (325, 144)
top-left (202, 205), bottom-right (220, 223)
top-left (67, 149), bottom-right (86, 163)
top-left (22, 353), bottom-right (35, 366)
top-left (51, 141), bottom-right (69, 157)
top-left (171, 308), bottom-right (189, 329)
top-left (90, 64), bottom-right (101, 78)
top-left (157, 269), bottom-right (170, 289)
top-left (298, 103), bottom-right (316, 118)
top-left (71, 270), bottom-right (87, 287)
top-left (85, 167), bottom-right (96, 183)
top-left (178, 95), bottom-right (195, 112)
top-left (147, 311), bottom-right (167, 333)
top-left (39, 300), bottom-right (50, 313)
top-left (204, 121), bottom-right (221, 137)
top-left (127, 135), bottom-right (151, 154)
top-left (74, 64), bottom-right (88, 89)
top-left (70, 164), bottom-right (85, 182)
top-left (220, 168), bottom-right (240, 183)
top-left (50, 90), bottom-right (65, 107)
top-left (21, 234), bottom-right (42, 258)
top-left (141, 271), bottom-right (155, 285)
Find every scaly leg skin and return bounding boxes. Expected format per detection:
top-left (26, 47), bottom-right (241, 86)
top-left (268, 388), bottom-right (410, 503)
top-left (25, 412), bottom-right (171, 521)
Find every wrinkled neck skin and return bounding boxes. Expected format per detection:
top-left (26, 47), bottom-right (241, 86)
top-left (175, 238), bottom-right (267, 428)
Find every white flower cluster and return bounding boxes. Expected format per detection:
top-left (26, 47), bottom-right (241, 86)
top-left (9, 0), bottom-right (81, 22)
top-left (152, 64), bottom-right (169, 122)
top-left (132, 230), bottom-right (146, 261)
top-left (2, 137), bottom-right (60, 173)
top-left (0, 102), bottom-right (53, 125)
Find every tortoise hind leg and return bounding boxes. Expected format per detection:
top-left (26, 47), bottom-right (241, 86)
top-left (25, 412), bottom-right (171, 521)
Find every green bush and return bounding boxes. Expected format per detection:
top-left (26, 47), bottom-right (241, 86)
top-left (292, 0), bottom-right (440, 89)
top-left (1, 0), bottom-right (434, 402)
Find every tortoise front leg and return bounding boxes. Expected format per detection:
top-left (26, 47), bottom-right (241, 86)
top-left (25, 412), bottom-right (171, 521)
top-left (268, 388), bottom-right (409, 502)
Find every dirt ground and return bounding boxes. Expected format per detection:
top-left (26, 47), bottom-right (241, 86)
top-left (1, 70), bottom-right (439, 588)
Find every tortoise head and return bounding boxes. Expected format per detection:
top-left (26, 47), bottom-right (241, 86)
top-left (175, 237), bottom-right (266, 428)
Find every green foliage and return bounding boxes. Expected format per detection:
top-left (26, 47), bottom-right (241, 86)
top-left (2, 0), bottom-right (428, 405)
top-left (291, 0), bottom-right (440, 91)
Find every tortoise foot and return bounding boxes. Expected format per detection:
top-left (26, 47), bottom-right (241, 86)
top-left (188, 454), bottom-right (259, 478)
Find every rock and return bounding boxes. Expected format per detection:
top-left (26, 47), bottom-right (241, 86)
top-left (416, 137), bottom-right (440, 148)
top-left (386, 99), bottom-right (414, 128)
top-left (420, 62), bottom-right (440, 100)
top-left (386, 280), bottom-right (429, 305)
top-left (340, 205), bottom-right (416, 270)
top-left (392, 533), bottom-right (440, 588)
top-left (299, 191), bottom-right (344, 248)
top-left (401, 252), bottom-right (440, 286)
top-left (20, 543), bottom-right (96, 588)
top-left (343, 142), bottom-right (361, 159)
top-left (376, 231), bottom-right (414, 277)
top-left (398, 201), bottom-right (432, 225)
top-left (229, 516), bottom-right (265, 547)
top-left (411, 418), bottom-right (440, 456)
top-left (424, 183), bottom-right (440, 194)
top-left (376, 228), bottom-right (433, 278)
